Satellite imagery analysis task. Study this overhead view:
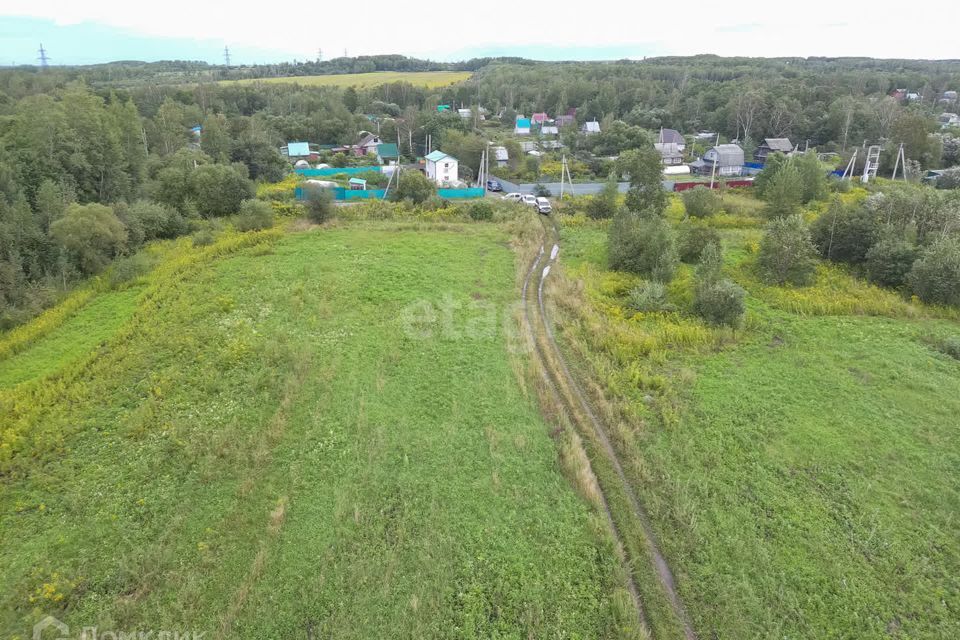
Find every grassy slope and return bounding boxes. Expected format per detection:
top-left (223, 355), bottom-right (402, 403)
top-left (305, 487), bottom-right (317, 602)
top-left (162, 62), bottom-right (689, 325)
top-left (555, 219), bottom-right (960, 639)
top-left (0, 286), bottom-right (143, 388)
top-left (224, 71), bottom-right (472, 89)
top-left (0, 224), bottom-right (625, 638)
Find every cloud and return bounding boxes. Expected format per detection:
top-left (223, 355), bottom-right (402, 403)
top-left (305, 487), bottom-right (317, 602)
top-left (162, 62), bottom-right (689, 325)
top-left (2, 0), bottom-right (960, 64)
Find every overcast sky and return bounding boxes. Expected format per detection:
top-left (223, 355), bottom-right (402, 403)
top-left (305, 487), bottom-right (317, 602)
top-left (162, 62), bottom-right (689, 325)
top-left (2, 1), bottom-right (959, 65)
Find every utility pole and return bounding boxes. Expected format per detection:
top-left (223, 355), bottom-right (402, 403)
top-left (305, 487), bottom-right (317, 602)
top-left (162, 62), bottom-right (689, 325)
top-left (891, 143), bottom-right (906, 180)
top-left (223, 46), bottom-right (231, 67)
top-left (709, 133), bottom-right (720, 190)
top-left (317, 48), bottom-right (322, 63)
top-left (37, 43), bottom-right (50, 68)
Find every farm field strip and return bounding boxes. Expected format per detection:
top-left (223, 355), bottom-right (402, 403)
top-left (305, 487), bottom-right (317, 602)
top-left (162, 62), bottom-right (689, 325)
top-left (0, 222), bottom-right (630, 638)
top-left (222, 71), bottom-right (472, 88)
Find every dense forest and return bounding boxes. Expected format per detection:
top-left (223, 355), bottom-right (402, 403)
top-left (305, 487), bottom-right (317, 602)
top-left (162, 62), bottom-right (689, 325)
top-left (1, 55), bottom-right (959, 326)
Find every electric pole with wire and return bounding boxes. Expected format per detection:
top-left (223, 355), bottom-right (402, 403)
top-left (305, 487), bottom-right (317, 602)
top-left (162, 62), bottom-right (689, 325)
top-left (223, 46), bottom-right (231, 67)
top-left (38, 44), bottom-right (50, 68)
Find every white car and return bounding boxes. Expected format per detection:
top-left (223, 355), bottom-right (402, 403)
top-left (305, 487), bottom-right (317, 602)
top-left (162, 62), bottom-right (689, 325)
top-left (501, 192), bottom-right (523, 202)
top-left (534, 197), bottom-right (552, 214)
top-left (521, 194), bottom-right (537, 206)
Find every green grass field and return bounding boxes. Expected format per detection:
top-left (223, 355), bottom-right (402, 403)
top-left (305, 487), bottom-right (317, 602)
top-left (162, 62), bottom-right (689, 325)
top-left (553, 211), bottom-right (960, 639)
top-left (0, 223), bottom-right (633, 638)
top-left (224, 71), bottom-right (472, 89)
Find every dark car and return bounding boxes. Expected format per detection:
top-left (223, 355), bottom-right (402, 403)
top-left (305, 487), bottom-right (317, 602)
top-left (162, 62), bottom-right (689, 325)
top-left (486, 179), bottom-right (503, 192)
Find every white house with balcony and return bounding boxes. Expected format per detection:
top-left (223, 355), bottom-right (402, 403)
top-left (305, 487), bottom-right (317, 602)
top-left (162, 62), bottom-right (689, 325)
top-left (425, 150), bottom-right (459, 185)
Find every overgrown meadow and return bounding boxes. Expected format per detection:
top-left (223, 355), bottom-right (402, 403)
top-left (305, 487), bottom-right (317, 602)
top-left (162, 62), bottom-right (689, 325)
top-left (0, 218), bottom-right (636, 638)
top-left (550, 190), bottom-right (960, 639)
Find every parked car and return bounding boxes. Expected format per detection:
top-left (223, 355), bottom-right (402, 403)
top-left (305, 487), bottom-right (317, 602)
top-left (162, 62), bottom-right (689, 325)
top-left (501, 192), bottom-right (523, 202)
top-left (486, 179), bottom-right (503, 192)
top-left (534, 197), bottom-right (552, 215)
top-left (521, 194), bottom-right (537, 206)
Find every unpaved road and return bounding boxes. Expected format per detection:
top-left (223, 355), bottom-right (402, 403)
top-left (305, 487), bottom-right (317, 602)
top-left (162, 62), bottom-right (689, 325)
top-left (521, 214), bottom-right (697, 640)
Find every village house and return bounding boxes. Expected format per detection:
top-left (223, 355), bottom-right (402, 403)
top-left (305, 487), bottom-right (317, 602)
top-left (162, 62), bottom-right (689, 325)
top-left (582, 120), bottom-right (601, 134)
top-left (515, 117), bottom-right (532, 135)
top-left (692, 143), bottom-right (745, 176)
top-left (282, 141), bottom-right (319, 161)
top-left (425, 150), bottom-right (459, 185)
top-left (657, 128), bottom-right (685, 150)
top-left (376, 143), bottom-right (400, 165)
top-left (531, 112), bottom-right (550, 125)
top-left (540, 124), bottom-right (559, 136)
top-left (492, 146), bottom-right (509, 167)
top-left (754, 137), bottom-right (794, 162)
top-left (654, 142), bottom-right (684, 165)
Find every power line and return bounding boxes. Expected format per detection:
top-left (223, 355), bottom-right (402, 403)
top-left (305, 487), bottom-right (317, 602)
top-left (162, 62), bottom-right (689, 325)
top-left (38, 43), bottom-right (50, 68)
top-left (223, 46), bottom-right (231, 67)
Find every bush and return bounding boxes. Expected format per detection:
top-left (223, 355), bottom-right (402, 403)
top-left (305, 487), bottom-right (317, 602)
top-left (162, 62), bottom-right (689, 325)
top-left (694, 278), bottom-right (747, 327)
top-left (626, 281), bottom-right (673, 312)
top-left (936, 167), bottom-right (960, 190)
top-left (303, 186), bottom-right (335, 224)
top-left (234, 199), bottom-right (274, 232)
top-left (50, 203), bottom-right (128, 275)
top-left (534, 184), bottom-right (552, 197)
top-left (192, 229), bottom-right (216, 247)
top-left (763, 162), bottom-right (803, 218)
top-left (468, 200), bottom-right (493, 221)
top-left (586, 175), bottom-right (619, 219)
top-left (864, 237), bottom-right (918, 288)
top-left (908, 237), bottom-right (960, 306)
top-left (188, 163), bottom-right (255, 218)
top-left (682, 186), bottom-right (722, 218)
top-left (678, 223), bottom-right (721, 264)
top-left (810, 199), bottom-right (880, 264)
top-left (758, 214), bottom-right (818, 285)
top-left (608, 212), bottom-right (678, 282)
top-left (392, 171), bottom-right (435, 204)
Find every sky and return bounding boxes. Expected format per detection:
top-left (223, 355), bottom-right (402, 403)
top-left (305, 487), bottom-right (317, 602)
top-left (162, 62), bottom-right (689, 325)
top-left (2, 1), bottom-right (959, 66)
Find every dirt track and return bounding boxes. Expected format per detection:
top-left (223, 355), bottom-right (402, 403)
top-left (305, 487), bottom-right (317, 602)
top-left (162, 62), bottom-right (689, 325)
top-left (520, 214), bottom-right (697, 640)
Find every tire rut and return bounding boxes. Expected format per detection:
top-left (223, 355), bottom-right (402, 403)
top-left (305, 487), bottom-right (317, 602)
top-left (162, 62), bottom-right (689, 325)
top-left (522, 214), bottom-right (697, 640)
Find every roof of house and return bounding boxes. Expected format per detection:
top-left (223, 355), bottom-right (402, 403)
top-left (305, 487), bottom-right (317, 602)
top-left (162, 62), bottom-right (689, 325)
top-left (583, 121), bottom-right (601, 133)
top-left (654, 142), bottom-right (683, 157)
top-left (541, 125), bottom-right (559, 135)
top-left (761, 138), bottom-right (794, 152)
top-left (287, 141), bottom-right (311, 157)
top-left (707, 144), bottom-right (745, 166)
top-left (425, 150), bottom-right (453, 162)
top-left (357, 133), bottom-right (380, 147)
top-left (348, 177), bottom-right (367, 185)
top-left (377, 143), bottom-right (399, 158)
top-left (515, 118), bottom-right (532, 129)
top-left (531, 112), bottom-right (549, 122)
top-left (493, 146), bottom-right (509, 161)
top-left (658, 129), bottom-right (684, 145)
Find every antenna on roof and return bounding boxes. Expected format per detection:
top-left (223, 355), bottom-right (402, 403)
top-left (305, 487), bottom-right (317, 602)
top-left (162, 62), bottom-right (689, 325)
top-left (223, 46), bottom-right (231, 67)
top-left (37, 44), bottom-right (50, 68)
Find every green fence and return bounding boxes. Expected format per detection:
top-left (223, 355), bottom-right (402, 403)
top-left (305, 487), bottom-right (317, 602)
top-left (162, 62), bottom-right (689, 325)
top-left (296, 186), bottom-right (485, 201)
top-left (296, 167), bottom-right (382, 177)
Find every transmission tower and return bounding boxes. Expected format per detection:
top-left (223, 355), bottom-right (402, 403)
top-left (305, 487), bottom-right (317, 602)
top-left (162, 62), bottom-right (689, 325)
top-left (317, 48), bottom-right (322, 62)
top-left (38, 43), bottom-right (50, 68)
top-left (223, 46), bottom-right (231, 67)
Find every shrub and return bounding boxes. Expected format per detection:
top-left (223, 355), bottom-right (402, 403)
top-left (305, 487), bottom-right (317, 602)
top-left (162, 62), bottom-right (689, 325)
top-left (682, 186), bottom-right (722, 218)
top-left (626, 281), bottom-right (673, 312)
top-left (192, 229), bottom-right (216, 247)
top-left (468, 200), bottom-right (493, 221)
top-left (392, 171), bottom-right (435, 204)
top-left (50, 203), bottom-right (128, 275)
top-left (188, 163), bottom-right (255, 218)
top-left (303, 186), bottom-right (335, 224)
top-left (586, 175), bottom-right (619, 219)
top-left (694, 278), bottom-right (747, 327)
top-left (608, 212), bottom-right (678, 282)
top-left (763, 162), bottom-right (803, 218)
top-left (810, 199), bottom-right (880, 264)
top-left (936, 167), bottom-right (960, 190)
top-left (534, 184), bottom-right (552, 197)
top-left (234, 199), bottom-right (274, 232)
top-left (758, 214), bottom-right (818, 285)
top-left (908, 237), bottom-right (960, 306)
top-left (678, 222), bottom-right (722, 264)
top-left (865, 237), bottom-right (918, 288)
